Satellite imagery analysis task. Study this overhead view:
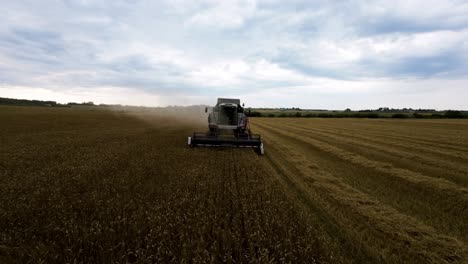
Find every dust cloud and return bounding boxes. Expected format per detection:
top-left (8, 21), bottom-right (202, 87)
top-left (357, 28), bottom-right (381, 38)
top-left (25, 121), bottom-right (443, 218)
top-left (104, 104), bottom-right (208, 131)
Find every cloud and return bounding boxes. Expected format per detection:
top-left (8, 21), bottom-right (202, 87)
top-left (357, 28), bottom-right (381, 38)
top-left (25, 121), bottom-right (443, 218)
top-left (186, 0), bottom-right (257, 29)
top-left (356, 0), bottom-right (468, 34)
top-left (0, 0), bottom-right (468, 108)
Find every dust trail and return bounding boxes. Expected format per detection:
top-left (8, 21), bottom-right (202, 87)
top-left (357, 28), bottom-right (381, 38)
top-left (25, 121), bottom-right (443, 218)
top-left (103, 105), bottom-right (208, 130)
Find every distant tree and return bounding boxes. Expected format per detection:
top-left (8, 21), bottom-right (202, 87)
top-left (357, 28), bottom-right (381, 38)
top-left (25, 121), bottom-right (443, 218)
top-left (0, 97), bottom-right (59, 107)
top-left (378, 107), bottom-right (390, 112)
top-left (345, 108), bottom-right (351, 112)
top-left (366, 113), bottom-right (380, 118)
top-left (247, 111), bottom-right (263, 117)
top-left (444, 110), bottom-right (464, 118)
top-left (392, 113), bottom-right (408, 118)
top-left (318, 113), bottom-right (332, 118)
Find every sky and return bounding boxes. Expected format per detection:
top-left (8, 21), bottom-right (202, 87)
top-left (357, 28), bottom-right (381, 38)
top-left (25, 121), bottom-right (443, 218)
top-left (1, 0), bottom-right (468, 109)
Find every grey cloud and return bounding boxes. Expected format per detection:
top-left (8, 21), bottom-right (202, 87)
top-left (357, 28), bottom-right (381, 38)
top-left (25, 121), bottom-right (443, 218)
top-left (1, 28), bottom-right (65, 64)
top-left (1, 0), bottom-right (468, 108)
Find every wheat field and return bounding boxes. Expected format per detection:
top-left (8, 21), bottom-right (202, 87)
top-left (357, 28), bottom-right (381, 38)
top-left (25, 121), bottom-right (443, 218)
top-left (1, 106), bottom-right (467, 263)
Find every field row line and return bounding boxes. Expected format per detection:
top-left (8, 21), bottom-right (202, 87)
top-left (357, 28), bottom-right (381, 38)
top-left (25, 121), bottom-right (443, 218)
top-left (255, 120), bottom-right (468, 197)
top-left (255, 121), bottom-right (468, 242)
top-left (272, 120), bottom-right (468, 186)
top-left (283, 119), bottom-right (468, 153)
top-left (254, 121), bottom-right (468, 239)
top-left (254, 123), bottom-right (468, 263)
top-left (285, 119), bottom-right (468, 156)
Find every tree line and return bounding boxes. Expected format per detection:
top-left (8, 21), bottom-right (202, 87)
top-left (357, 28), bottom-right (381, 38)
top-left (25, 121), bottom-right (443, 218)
top-left (247, 110), bottom-right (467, 119)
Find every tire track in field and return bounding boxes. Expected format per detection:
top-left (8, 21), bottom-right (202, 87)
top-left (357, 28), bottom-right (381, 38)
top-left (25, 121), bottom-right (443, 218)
top-left (254, 123), bottom-right (468, 263)
top-left (277, 121), bottom-right (468, 186)
top-left (287, 119), bottom-right (468, 153)
top-left (285, 119), bottom-right (468, 163)
top-left (260, 148), bottom-right (378, 264)
top-left (284, 118), bottom-right (468, 153)
top-left (291, 119), bottom-right (468, 152)
top-left (284, 119), bottom-right (468, 167)
top-left (255, 119), bottom-right (468, 199)
top-left (329, 118), bottom-right (468, 136)
top-left (253, 121), bottom-right (468, 243)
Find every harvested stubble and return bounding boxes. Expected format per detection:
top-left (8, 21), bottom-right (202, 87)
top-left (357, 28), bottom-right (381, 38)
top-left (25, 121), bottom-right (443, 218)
top-left (251, 117), bottom-right (468, 263)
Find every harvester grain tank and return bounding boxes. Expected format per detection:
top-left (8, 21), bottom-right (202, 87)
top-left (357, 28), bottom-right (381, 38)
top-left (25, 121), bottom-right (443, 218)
top-left (188, 98), bottom-right (264, 154)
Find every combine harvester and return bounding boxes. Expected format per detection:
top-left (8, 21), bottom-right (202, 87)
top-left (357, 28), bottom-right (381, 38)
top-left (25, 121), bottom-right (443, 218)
top-left (188, 98), bottom-right (264, 155)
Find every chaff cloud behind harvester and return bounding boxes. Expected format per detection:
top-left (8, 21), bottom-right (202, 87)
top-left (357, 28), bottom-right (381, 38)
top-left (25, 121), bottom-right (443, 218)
top-left (188, 98), bottom-right (264, 154)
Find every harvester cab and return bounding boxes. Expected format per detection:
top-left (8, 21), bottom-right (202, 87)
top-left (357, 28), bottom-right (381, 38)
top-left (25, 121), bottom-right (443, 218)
top-left (188, 98), bottom-right (264, 155)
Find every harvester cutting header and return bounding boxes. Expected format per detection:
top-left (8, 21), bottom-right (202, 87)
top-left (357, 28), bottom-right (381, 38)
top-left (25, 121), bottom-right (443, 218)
top-left (188, 98), bottom-right (264, 154)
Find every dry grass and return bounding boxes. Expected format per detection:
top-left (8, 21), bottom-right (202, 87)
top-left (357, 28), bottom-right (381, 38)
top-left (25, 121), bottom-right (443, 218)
top-left (251, 117), bottom-right (468, 263)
